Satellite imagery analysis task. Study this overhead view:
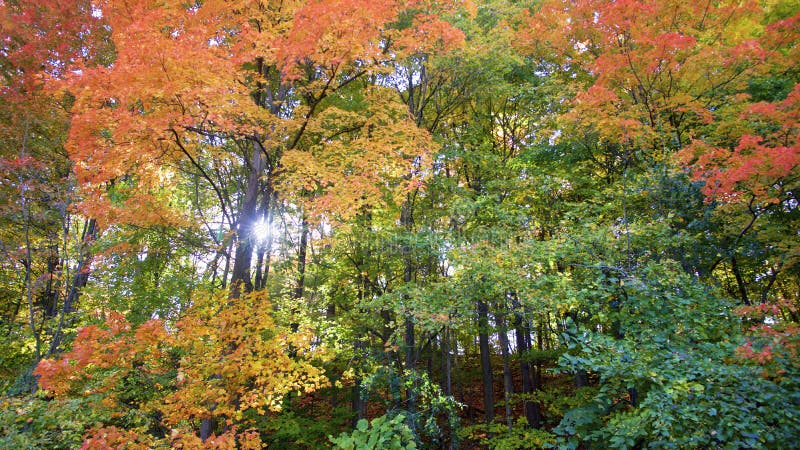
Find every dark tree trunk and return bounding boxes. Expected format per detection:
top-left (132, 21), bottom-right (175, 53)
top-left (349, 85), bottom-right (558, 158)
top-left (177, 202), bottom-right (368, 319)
top-left (400, 198), bottom-right (417, 417)
top-left (295, 217), bottom-right (308, 301)
top-left (352, 376), bottom-right (367, 427)
top-left (496, 312), bottom-right (514, 430)
top-left (290, 216), bottom-right (309, 346)
top-left (401, 199), bottom-right (415, 371)
top-left (220, 237), bottom-right (232, 290)
top-left (64, 218), bottom-right (96, 314)
top-left (352, 335), bottom-right (368, 426)
top-left (42, 251), bottom-right (59, 318)
top-left (253, 246), bottom-right (266, 290)
top-left (203, 141), bottom-right (266, 440)
top-left (352, 252), bottom-right (370, 425)
top-left (731, 254), bottom-right (750, 306)
top-left (200, 417), bottom-right (215, 442)
top-left (229, 140), bottom-right (266, 298)
top-left (47, 218), bottom-right (96, 356)
top-left (535, 318), bottom-right (544, 393)
top-left (478, 299), bottom-right (494, 424)
top-left (254, 190), bottom-right (276, 290)
top-left (441, 327), bottom-right (452, 396)
top-left (514, 306), bottom-right (542, 429)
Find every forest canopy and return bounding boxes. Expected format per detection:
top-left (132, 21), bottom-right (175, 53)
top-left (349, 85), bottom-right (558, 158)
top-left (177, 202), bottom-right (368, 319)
top-left (1, 0), bottom-right (799, 448)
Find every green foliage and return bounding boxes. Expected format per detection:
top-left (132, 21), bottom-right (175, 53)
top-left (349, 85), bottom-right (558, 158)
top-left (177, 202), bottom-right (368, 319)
top-left (360, 368), bottom-right (463, 447)
top-left (2, 1), bottom-right (800, 449)
top-left (0, 333), bottom-right (33, 394)
top-left (330, 414), bottom-right (417, 450)
top-left (0, 395), bottom-right (98, 449)
top-left (460, 419), bottom-right (557, 450)
top-left (259, 402), bottom-right (354, 449)
top-left (529, 386), bottom-right (597, 427)
top-left (553, 263), bottom-right (800, 449)
top-left (519, 348), bottom-right (563, 364)
top-left (83, 226), bottom-right (204, 326)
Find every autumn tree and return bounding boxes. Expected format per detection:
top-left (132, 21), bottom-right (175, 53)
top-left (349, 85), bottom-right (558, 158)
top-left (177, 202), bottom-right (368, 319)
top-left (515, 0), bottom-right (800, 446)
top-left (22, 0), bottom-right (468, 443)
top-left (3, 1), bottom-right (800, 448)
top-left (33, 290), bottom-right (329, 447)
top-left (0, 0), bottom-right (113, 391)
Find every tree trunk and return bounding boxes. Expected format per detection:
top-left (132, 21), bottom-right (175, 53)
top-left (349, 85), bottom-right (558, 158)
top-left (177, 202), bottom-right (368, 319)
top-left (352, 255), bottom-right (369, 425)
top-left (294, 217), bottom-right (308, 302)
top-left (229, 139), bottom-right (266, 298)
top-left (478, 299), bottom-right (494, 424)
top-left (731, 254), bottom-right (750, 306)
top-left (401, 199), bottom-right (415, 369)
top-left (220, 236), bottom-right (232, 289)
top-left (42, 251), bottom-right (59, 318)
top-left (254, 189), bottom-right (276, 290)
top-left (64, 218), bottom-right (96, 314)
top-left (200, 417), bottom-right (215, 441)
top-left (290, 216), bottom-right (309, 351)
top-left (496, 312), bottom-right (514, 431)
top-left (514, 305), bottom-right (542, 428)
top-left (352, 374), bottom-right (367, 427)
top-left (400, 199), bottom-right (416, 416)
top-left (441, 327), bottom-right (452, 396)
top-left (47, 218), bottom-right (96, 357)
top-left (202, 140), bottom-right (266, 440)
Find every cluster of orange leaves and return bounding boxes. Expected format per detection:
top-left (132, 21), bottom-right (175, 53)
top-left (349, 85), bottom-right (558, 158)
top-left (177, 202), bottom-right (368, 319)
top-left (34, 290), bottom-right (330, 448)
top-left (46, 0), bottom-right (466, 230)
top-left (79, 424), bottom-right (263, 449)
top-left (517, 0), bottom-right (796, 156)
top-left (518, 0), bottom-right (800, 230)
top-left (679, 83), bottom-right (800, 203)
top-left (278, 85), bottom-right (436, 222)
top-left (734, 299), bottom-right (800, 376)
top-left (518, 0), bottom-right (767, 128)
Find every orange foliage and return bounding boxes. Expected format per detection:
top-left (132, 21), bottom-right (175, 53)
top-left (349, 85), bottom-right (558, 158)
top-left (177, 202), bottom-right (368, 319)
top-left (734, 299), bottom-right (800, 375)
top-left (55, 0), bottom-right (464, 230)
top-left (160, 290), bottom-right (329, 426)
top-left (278, 85), bottom-right (436, 222)
top-left (0, 0), bottom-right (106, 96)
top-left (678, 83), bottom-right (800, 203)
top-left (35, 290), bottom-right (329, 447)
top-left (80, 426), bottom-right (160, 450)
top-left (518, 0), bottom-right (769, 146)
top-left (35, 311), bottom-right (160, 397)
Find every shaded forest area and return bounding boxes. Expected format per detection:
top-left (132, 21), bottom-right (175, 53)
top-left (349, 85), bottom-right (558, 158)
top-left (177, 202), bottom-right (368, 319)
top-left (1, 0), bottom-right (799, 448)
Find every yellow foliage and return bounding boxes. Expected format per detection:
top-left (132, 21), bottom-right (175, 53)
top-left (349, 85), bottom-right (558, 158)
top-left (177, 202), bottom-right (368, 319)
top-left (35, 289), bottom-right (328, 446)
